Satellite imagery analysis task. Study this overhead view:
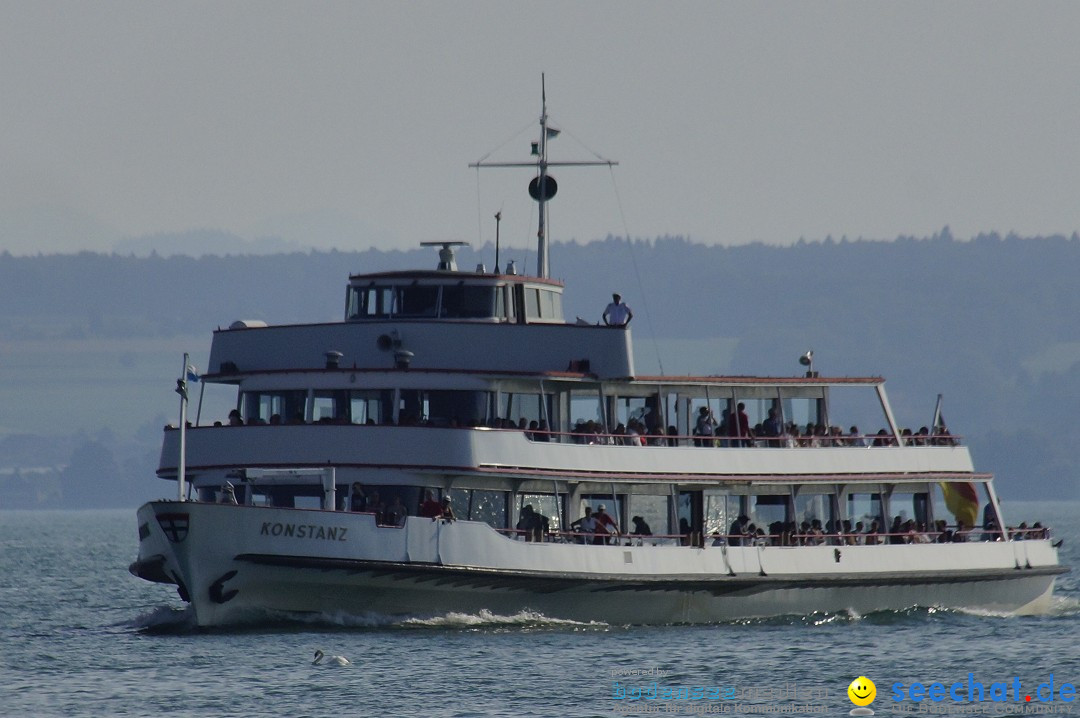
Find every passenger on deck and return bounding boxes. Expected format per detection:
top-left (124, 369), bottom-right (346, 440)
top-left (679, 517), bottom-right (693, 546)
top-left (769, 521), bottom-right (784, 546)
top-left (228, 409), bottom-right (243, 426)
top-left (631, 516), bottom-right (653, 536)
top-left (693, 406), bottom-right (717, 447)
top-left (728, 514), bottom-right (749, 546)
top-left (418, 490), bottom-right (442, 518)
top-left (516, 504), bottom-right (549, 542)
top-left (367, 490), bottom-right (384, 522)
top-left (383, 496), bottom-right (407, 527)
top-left (666, 425), bottom-right (679, 447)
top-left (853, 521), bottom-right (866, 545)
top-left (349, 482), bottom-right (367, 512)
top-left (841, 519), bottom-right (855, 545)
top-left (889, 516), bottom-right (904, 544)
top-left (602, 293), bottom-right (633, 326)
top-left (594, 504), bottom-right (620, 543)
top-left (219, 482), bottom-right (238, 504)
top-left (436, 496), bottom-right (456, 522)
top-left (730, 402), bottom-right (752, 447)
top-left (865, 520), bottom-right (881, 545)
top-left (571, 507), bottom-right (601, 544)
top-left (535, 420), bottom-right (551, 442)
top-left (761, 408), bottom-right (782, 447)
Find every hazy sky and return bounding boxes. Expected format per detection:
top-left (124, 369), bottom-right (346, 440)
top-left (3, 1), bottom-right (1080, 256)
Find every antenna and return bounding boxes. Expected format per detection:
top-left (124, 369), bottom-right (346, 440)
top-left (494, 211), bottom-right (502, 274)
top-left (469, 74), bottom-right (617, 279)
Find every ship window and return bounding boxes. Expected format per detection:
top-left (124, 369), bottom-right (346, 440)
top-left (750, 494), bottom-right (790, 531)
top-left (540, 289), bottom-right (558, 319)
top-left (395, 286), bottom-right (439, 317)
top-left (349, 286), bottom-right (395, 319)
top-left (518, 493), bottom-right (564, 532)
top-left (570, 391), bottom-right (604, 438)
top-left (440, 285), bottom-right (496, 318)
top-left (400, 389), bottom-right (490, 427)
top-left (525, 287), bottom-right (541, 319)
top-left (349, 390), bottom-right (391, 424)
top-left (504, 392), bottom-right (553, 428)
top-left (447, 489), bottom-right (507, 529)
top-left (794, 491), bottom-right (834, 528)
top-left (631, 494), bottom-right (671, 537)
top-left (846, 492), bottom-right (885, 529)
top-left (507, 285), bottom-right (520, 321)
top-left (243, 390), bottom-right (307, 424)
top-left (613, 396), bottom-right (652, 429)
top-left (703, 491), bottom-right (734, 537)
top-left (312, 390), bottom-right (350, 423)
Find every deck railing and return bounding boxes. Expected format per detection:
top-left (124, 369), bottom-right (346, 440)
top-left (491, 525), bottom-right (1048, 545)
top-left (175, 420), bottom-right (962, 449)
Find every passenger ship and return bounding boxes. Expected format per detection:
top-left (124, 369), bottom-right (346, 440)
top-left (131, 90), bottom-right (1065, 627)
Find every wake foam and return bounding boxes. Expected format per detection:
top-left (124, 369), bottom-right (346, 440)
top-left (398, 608), bottom-right (605, 630)
top-left (125, 605), bottom-right (197, 634)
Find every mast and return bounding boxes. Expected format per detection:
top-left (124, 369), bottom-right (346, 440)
top-left (470, 74), bottom-right (617, 279)
top-left (536, 75), bottom-right (551, 279)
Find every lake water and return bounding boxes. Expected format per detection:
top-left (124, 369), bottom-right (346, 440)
top-left (3, 501), bottom-right (1078, 717)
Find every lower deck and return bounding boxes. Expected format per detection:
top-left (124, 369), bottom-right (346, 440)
top-left (132, 500), bottom-right (1065, 626)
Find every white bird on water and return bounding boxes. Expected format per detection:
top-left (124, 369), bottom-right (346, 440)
top-left (313, 649), bottom-right (351, 666)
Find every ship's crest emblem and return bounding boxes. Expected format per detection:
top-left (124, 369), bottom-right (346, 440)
top-left (156, 512), bottom-right (190, 543)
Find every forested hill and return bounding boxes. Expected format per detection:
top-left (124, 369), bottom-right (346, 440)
top-left (0, 232), bottom-right (1077, 506)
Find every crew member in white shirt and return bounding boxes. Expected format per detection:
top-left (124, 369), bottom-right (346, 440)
top-left (602, 293), bottom-right (633, 326)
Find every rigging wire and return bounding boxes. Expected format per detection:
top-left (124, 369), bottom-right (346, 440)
top-left (608, 165), bottom-right (665, 376)
top-left (548, 116), bottom-right (616, 164)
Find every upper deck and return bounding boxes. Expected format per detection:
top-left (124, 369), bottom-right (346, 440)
top-left (207, 243), bottom-right (638, 379)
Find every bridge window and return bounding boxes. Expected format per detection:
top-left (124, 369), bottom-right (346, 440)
top-left (396, 286), bottom-right (438, 317)
top-left (440, 285), bottom-right (496, 318)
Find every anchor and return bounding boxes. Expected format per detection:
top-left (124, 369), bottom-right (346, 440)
top-left (208, 570), bottom-right (239, 604)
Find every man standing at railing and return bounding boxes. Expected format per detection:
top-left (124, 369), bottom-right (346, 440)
top-left (571, 506), bottom-right (601, 544)
top-left (595, 504), bottom-right (621, 544)
top-left (602, 293), bottom-right (633, 327)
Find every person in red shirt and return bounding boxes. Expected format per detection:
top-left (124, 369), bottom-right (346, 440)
top-left (419, 490), bottom-right (443, 518)
top-left (594, 504), bottom-right (620, 544)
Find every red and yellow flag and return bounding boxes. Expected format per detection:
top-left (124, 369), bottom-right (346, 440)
top-left (940, 482), bottom-right (979, 528)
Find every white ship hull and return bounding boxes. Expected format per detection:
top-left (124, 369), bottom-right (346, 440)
top-left (132, 501), bottom-right (1063, 627)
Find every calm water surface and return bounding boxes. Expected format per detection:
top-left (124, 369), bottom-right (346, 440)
top-left (2, 501), bottom-right (1078, 717)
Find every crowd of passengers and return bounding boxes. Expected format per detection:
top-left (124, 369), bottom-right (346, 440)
top-left (216, 406), bottom-right (956, 448)
top-left (224, 478), bottom-right (1048, 543)
top-left (345, 484), bottom-right (456, 525)
top-left (560, 406), bottom-right (956, 448)
top-left (719, 514), bottom-right (1048, 546)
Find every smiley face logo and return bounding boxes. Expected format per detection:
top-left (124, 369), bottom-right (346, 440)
top-left (847, 676), bottom-right (876, 707)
